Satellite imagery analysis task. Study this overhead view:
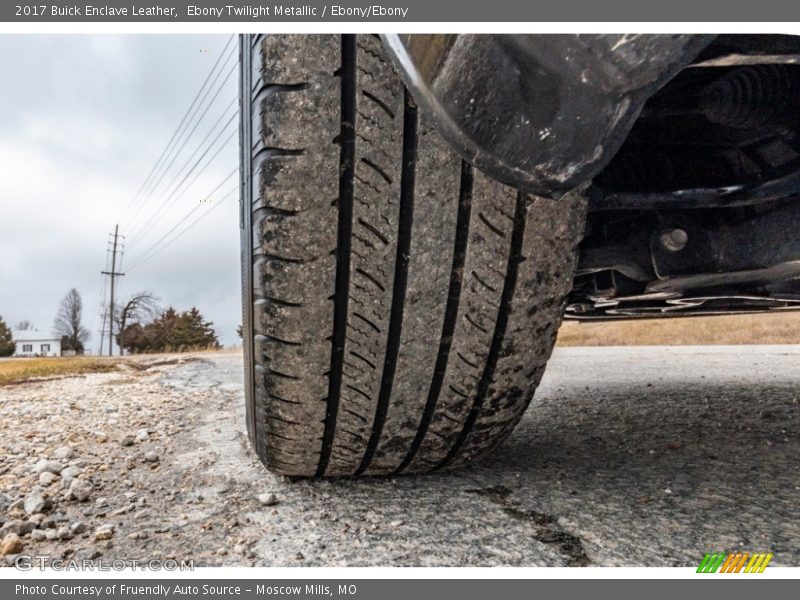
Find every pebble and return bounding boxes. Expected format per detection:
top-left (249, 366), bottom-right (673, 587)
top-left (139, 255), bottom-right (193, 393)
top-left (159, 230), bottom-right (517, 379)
top-left (34, 459), bottom-right (64, 475)
top-left (60, 466), bottom-right (82, 489)
top-left (143, 451), bottom-right (160, 463)
top-left (30, 529), bottom-right (47, 542)
top-left (45, 530), bottom-right (58, 541)
top-left (1, 520), bottom-right (34, 536)
top-left (135, 429), bottom-right (149, 443)
top-left (70, 521), bottom-right (88, 534)
top-left (134, 508), bottom-right (154, 520)
top-left (52, 447), bottom-right (75, 461)
top-left (0, 533), bottom-right (23, 556)
top-left (24, 487), bottom-right (50, 515)
top-left (56, 525), bottom-right (73, 541)
top-left (39, 472), bottom-right (59, 486)
top-left (76, 549), bottom-right (102, 561)
top-left (10, 466), bottom-right (28, 478)
top-left (94, 525), bottom-right (115, 541)
top-left (69, 479), bottom-right (92, 502)
top-left (109, 504), bottom-right (136, 517)
top-left (119, 435), bottom-right (135, 447)
top-left (257, 493), bottom-right (279, 507)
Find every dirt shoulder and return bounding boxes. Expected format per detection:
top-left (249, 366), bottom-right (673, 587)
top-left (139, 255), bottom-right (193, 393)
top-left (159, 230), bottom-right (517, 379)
top-left (0, 353), bottom-right (248, 566)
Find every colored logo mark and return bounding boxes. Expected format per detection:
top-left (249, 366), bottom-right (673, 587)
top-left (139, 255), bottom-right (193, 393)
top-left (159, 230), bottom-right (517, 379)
top-left (697, 552), bottom-right (773, 573)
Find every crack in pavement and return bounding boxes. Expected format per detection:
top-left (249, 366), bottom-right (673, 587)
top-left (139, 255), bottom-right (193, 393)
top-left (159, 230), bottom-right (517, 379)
top-left (467, 485), bottom-right (591, 566)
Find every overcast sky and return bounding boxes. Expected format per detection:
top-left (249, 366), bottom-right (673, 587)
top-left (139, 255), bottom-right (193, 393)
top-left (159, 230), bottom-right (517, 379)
top-left (0, 34), bottom-right (241, 350)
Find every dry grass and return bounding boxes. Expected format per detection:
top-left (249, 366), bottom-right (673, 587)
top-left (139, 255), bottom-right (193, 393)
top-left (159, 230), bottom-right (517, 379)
top-left (2, 317), bottom-right (794, 385)
top-left (0, 356), bottom-right (122, 385)
top-left (557, 311), bottom-right (800, 346)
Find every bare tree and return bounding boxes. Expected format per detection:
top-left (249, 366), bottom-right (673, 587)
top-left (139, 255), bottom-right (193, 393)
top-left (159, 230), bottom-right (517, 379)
top-left (54, 288), bottom-right (90, 353)
top-left (15, 319), bottom-right (33, 330)
top-left (115, 292), bottom-right (160, 354)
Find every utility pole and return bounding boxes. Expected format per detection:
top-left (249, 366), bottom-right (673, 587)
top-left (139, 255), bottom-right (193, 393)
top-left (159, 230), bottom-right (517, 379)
top-left (98, 308), bottom-right (107, 356)
top-left (101, 225), bottom-right (125, 356)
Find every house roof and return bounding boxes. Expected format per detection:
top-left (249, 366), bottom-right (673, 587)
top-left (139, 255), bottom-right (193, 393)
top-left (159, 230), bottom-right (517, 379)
top-left (11, 330), bottom-right (61, 343)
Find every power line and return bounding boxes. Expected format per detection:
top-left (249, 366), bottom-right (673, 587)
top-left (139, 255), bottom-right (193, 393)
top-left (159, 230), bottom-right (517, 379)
top-left (123, 45), bottom-right (238, 239)
top-left (126, 128), bottom-right (237, 256)
top-left (125, 179), bottom-right (238, 273)
top-left (132, 95), bottom-right (236, 243)
top-left (119, 36), bottom-right (234, 228)
top-left (127, 101), bottom-right (238, 249)
top-left (117, 34), bottom-right (235, 229)
top-left (124, 62), bottom-right (237, 244)
top-left (125, 169), bottom-right (237, 270)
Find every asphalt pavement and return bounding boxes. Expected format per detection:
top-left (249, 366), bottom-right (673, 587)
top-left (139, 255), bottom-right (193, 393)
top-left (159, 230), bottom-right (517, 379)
top-left (171, 345), bottom-right (799, 566)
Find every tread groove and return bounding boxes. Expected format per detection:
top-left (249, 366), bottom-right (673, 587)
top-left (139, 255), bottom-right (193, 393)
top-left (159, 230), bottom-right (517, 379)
top-left (265, 368), bottom-right (301, 381)
top-left (352, 311), bottom-right (382, 334)
top-left (354, 89), bottom-right (418, 476)
top-left (464, 312), bottom-right (489, 334)
top-left (478, 211), bottom-right (506, 238)
top-left (355, 267), bottom-right (386, 292)
top-left (361, 157), bottom-right (394, 184)
top-left (471, 270), bottom-right (497, 293)
top-left (435, 191), bottom-right (528, 470)
top-left (357, 217), bottom-right (389, 245)
top-left (269, 393), bottom-right (302, 406)
top-left (350, 350), bottom-right (378, 370)
top-left (316, 34), bottom-right (356, 478)
top-left (343, 408), bottom-right (370, 423)
top-left (362, 90), bottom-right (396, 119)
top-left (456, 351), bottom-right (480, 369)
top-left (395, 161), bottom-right (473, 473)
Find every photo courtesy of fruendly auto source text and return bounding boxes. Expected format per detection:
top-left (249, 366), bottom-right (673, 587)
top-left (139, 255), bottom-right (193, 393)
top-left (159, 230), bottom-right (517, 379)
top-left (0, 0), bottom-right (798, 597)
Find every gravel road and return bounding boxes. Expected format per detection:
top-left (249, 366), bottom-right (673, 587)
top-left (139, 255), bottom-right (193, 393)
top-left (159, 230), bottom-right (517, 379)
top-left (1, 346), bottom-right (798, 567)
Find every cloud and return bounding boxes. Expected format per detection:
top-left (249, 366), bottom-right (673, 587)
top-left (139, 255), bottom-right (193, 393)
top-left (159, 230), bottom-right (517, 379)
top-left (0, 34), bottom-right (241, 349)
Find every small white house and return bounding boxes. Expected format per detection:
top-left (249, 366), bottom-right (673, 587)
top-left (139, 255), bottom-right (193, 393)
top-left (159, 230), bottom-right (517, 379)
top-left (11, 330), bottom-right (62, 357)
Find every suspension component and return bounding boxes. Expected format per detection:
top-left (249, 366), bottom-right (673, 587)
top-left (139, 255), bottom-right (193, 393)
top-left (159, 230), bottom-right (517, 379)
top-left (700, 64), bottom-right (800, 129)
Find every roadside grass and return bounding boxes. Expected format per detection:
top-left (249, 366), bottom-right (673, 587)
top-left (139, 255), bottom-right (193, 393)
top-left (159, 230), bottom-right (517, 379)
top-left (0, 357), bottom-right (122, 385)
top-left (3, 315), bottom-right (793, 386)
top-left (0, 346), bottom-right (242, 385)
top-left (557, 311), bottom-right (800, 346)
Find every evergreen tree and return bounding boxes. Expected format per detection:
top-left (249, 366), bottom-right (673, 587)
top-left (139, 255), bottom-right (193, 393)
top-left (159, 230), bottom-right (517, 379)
top-left (0, 315), bottom-right (16, 357)
top-left (118, 306), bottom-right (220, 354)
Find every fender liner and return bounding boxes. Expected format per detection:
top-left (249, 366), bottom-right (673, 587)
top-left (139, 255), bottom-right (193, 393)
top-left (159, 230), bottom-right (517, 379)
top-left (382, 34), bottom-right (714, 196)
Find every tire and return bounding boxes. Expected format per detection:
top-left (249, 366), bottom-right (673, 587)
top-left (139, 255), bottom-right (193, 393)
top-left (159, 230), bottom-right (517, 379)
top-left (240, 34), bottom-right (587, 477)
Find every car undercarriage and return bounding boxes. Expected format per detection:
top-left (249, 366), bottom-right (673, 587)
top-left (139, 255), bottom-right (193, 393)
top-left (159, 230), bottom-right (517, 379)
top-left (385, 34), bottom-right (800, 320)
top-left (576, 35), bottom-right (800, 318)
